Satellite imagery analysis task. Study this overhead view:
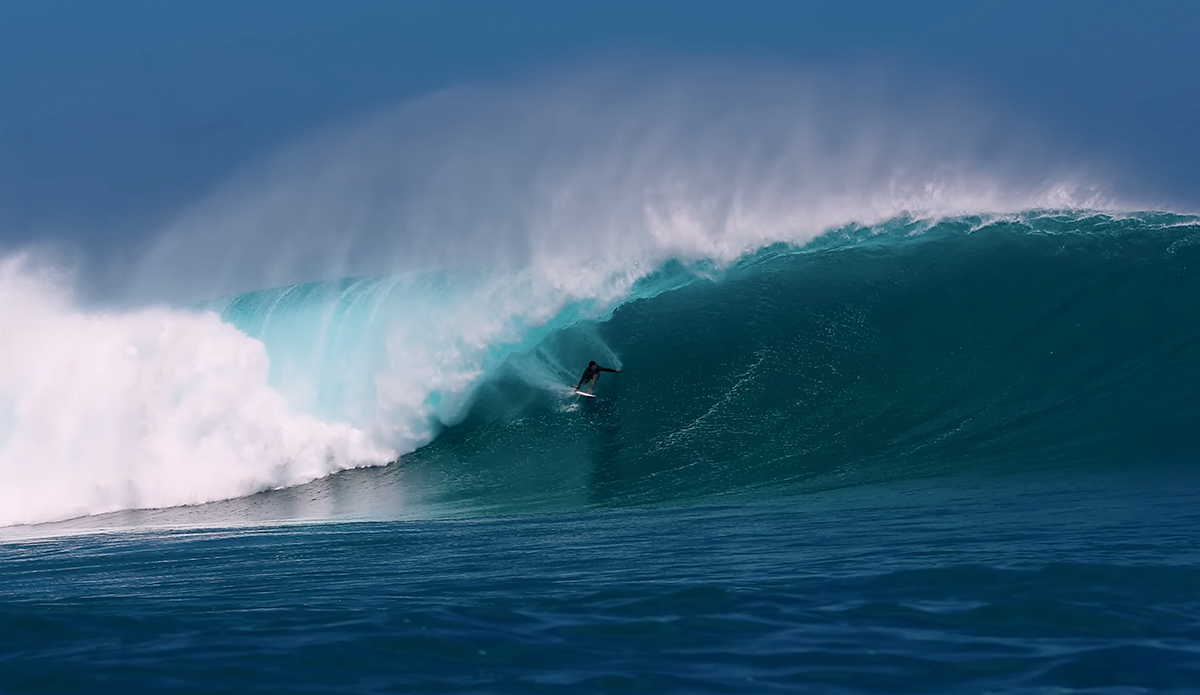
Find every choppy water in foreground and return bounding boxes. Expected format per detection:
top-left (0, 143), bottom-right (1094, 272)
top-left (3, 469), bottom-right (1199, 693)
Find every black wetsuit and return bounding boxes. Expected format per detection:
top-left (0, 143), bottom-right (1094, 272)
top-left (576, 362), bottom-right (618, 391)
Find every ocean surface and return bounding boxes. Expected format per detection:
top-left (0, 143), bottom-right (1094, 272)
top-left (2, 211), bottom-right (1199, 692)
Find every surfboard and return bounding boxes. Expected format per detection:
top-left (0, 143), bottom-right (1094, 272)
top-left (573, 390), bottom-right (596, 398)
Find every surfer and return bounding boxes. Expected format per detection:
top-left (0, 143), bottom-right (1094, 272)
top-left (575, 360), bottom-right (619, 394)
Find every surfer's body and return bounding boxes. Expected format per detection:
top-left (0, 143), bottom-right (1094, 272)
top-left (575, 361), bottom-right (619, 394)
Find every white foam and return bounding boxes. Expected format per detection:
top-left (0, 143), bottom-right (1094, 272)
top-left (0, 256), bottom-right (394, 526)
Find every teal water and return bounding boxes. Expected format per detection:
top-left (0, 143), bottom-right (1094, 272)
top-left (2, 211), bottom-right (1199, 692)
top-left (386, 212), bottom-right (1200, 517)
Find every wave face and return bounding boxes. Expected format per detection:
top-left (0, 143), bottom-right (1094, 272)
top-left (3, 211), bottom-right (1198, 525)
top-left (389, 211), bottom-right (1200, 513)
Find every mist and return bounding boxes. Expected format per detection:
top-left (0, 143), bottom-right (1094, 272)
top-left (125, 60), bottom-right (1104, 305)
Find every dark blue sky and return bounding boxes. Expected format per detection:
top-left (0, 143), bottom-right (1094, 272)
top-left (2, 0), bottom-right (1198, 252)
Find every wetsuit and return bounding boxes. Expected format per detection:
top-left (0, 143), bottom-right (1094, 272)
top-left (576, 361), bottom-right (618, 392)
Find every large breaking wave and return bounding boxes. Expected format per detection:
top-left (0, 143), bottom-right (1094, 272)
top-left (3, 211), bottom-right (1197, 525)
top-left (6, 64), bottom-right (1188, 526)
top-left (392, 211), bottom-right (1200, 514)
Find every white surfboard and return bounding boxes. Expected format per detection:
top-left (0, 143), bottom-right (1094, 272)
top-left (573, 390), bottom-right (596, 398)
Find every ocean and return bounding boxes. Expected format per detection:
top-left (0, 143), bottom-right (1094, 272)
top-left (2, 211), bottom-right (1199, 692)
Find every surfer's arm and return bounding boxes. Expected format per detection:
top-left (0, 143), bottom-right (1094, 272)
top-left (598, 366), bottom-right (619, 373)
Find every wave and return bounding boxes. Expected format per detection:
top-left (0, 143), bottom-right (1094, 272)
top-left (3, 211), bottom-right (1198, 525)
top-left (398, 211), bottom-right (1200, 514)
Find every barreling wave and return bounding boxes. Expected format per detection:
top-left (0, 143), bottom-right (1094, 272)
top-left (4, 210), bottom-right (1196, 526)
top-left (378, 210), bottom-right (1200, 514)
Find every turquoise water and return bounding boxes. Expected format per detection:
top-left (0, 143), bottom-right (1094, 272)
top-left (3, 211), bottom-right (1199, 692)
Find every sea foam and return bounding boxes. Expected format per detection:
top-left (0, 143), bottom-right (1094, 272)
top-left (0, 257), bottom-right (393, 526)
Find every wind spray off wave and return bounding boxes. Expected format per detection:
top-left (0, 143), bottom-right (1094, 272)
top-left (127, 63), bottom-right (1102, 304)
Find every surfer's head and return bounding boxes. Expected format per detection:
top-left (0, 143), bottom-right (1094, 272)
top-left (589, 361), bottom-right (597, 366)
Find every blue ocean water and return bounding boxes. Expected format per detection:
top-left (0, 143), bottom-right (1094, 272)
top-left (2, 212), bottom-right (1199, 692)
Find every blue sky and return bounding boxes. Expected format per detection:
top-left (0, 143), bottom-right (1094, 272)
top-left (2, 0), bottom-right (1198, 256)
